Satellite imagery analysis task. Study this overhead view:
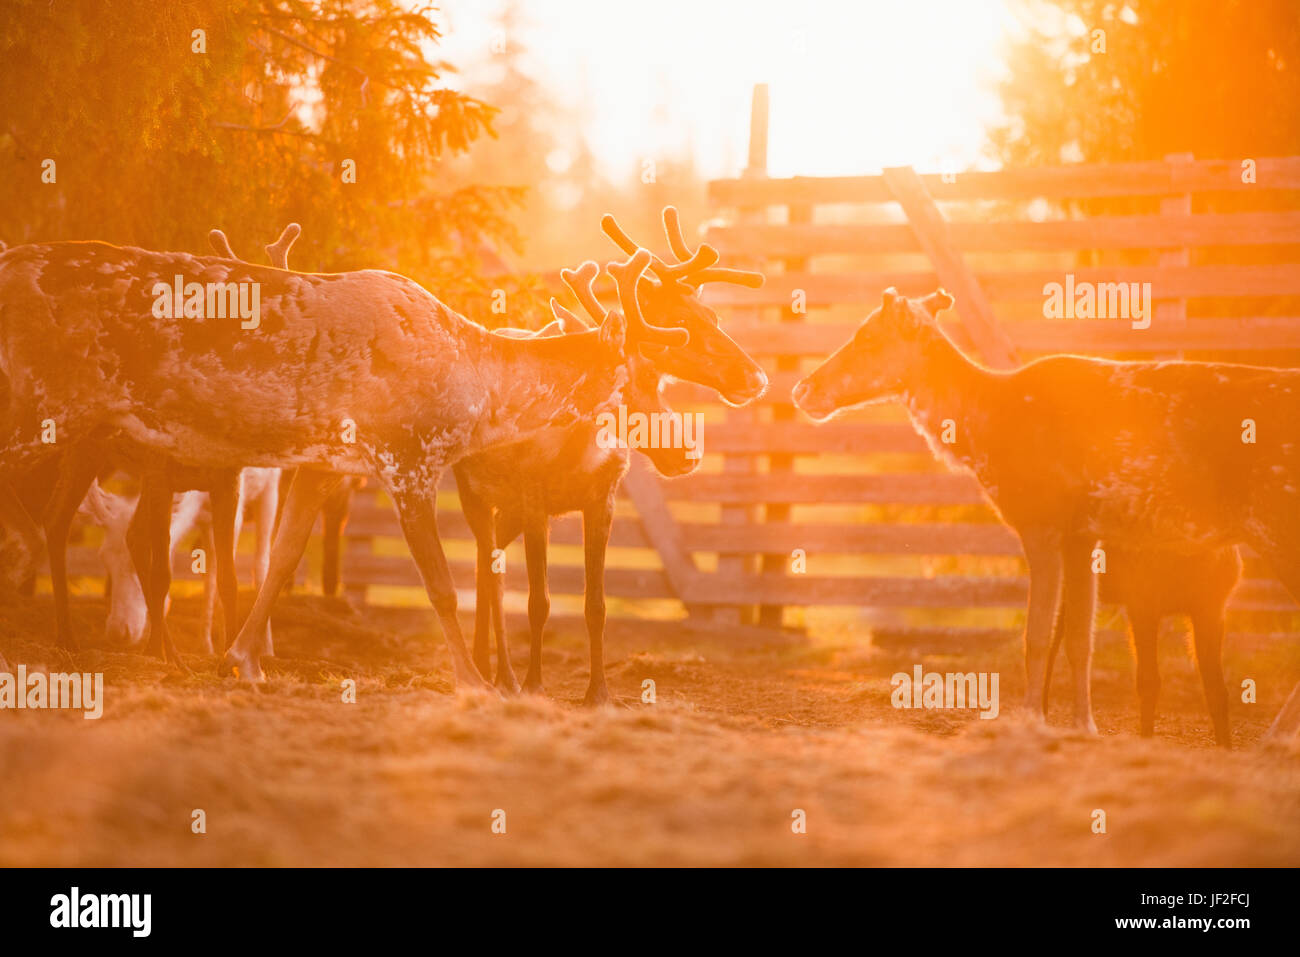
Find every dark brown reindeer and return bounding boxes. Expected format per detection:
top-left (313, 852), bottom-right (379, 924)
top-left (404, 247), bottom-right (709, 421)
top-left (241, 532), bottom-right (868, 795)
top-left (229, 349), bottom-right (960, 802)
top-left (458, 257), bottom-right (716, 704)
top-left (454, 208), bottom-right (765, 703)
top-left (792, 288), bottom-right (1300, 737)
top-left (1054, 546), bottom-right (1241, 746)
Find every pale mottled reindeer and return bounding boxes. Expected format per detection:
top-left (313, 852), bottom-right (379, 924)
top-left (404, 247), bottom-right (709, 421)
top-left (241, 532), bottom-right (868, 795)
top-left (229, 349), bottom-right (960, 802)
top-left (0, 216), bottom-right (765, 687)
top-left (793, 288), bottom-right (1300, 738)
top-left (0, 226), bottom-right (297, 660)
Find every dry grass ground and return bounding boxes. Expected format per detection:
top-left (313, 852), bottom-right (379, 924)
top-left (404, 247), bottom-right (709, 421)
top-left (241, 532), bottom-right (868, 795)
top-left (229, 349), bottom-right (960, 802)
top-left (2, 592), bottom-right (1299, 867)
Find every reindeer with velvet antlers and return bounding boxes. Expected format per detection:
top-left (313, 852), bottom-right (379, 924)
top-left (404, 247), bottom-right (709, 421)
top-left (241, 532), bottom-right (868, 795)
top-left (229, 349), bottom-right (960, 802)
top-left (0, 211), bottom-right (765, 688)
top-left (458, 208), bottom-right (765, 704)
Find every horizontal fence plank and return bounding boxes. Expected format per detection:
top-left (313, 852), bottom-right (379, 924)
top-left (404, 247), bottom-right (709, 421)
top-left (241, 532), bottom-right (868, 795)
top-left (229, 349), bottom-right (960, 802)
top-left (704, 264), bottom-right (1300, 309)
top-left (345, 554), bottom-right (674, 598)
top-left (727, 317), bottom-right (1300, 357)
top-left (707, 212), bottom-right (1300, 258)
top-left (680, 521), bottom-right (1019, 555)
top-left (708, 157), bottom-right (1300, 207)
top-left (682, 572), bottom-right (1297, 609)
top-left (666, 472), bottom-right (988, 505)
top-left (704, 422), bottom-right (930, 455)
top-left (342, 504), bottom-right (653, 550)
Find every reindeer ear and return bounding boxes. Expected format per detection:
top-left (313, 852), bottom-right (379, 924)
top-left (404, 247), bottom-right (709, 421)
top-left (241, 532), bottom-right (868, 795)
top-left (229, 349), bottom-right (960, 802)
top-left (599, 309), bottom-right (628, 356)
top-left (921, 289), bottom-right (954, 316)
top-left (882, 287), bottom-right (900, 308)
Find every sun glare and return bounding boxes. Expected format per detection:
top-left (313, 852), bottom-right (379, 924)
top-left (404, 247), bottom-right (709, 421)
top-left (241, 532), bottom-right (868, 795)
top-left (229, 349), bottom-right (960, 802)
top-left (439, 0), bottom-right (1015, 180)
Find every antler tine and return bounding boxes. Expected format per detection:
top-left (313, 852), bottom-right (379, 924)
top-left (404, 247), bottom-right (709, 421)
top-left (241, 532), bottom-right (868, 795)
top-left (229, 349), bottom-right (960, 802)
top-left (662, 206), bottom-right (694, 262)
top-left (656, 242), bottom-right (720, 279)
top-left (549, 298), bottom-right (583, 330)
top-left (264, 222), bottom-right (301, 270)
top-left (560, 260), bottom-right (603, 328)
top-left (606, 249), bottom-right (690, 348)
top-left (664, 205), bottom-right (767, 289)
top-left (600, 213), bottom-right (640, 257)
top-left (684, 266), bottom-right (766, 289)
top-left (208, 228), bottom-right (238, 259)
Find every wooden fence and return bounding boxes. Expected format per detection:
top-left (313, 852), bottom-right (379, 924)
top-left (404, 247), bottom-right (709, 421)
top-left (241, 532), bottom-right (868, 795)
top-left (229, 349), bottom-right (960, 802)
top-left (61, 88), bottom-right (1300, 648)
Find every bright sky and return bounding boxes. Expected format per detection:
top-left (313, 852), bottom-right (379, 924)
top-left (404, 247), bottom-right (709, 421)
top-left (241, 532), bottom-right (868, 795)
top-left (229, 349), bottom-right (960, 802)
top-left (436, 0), bottom-right (1018, 181)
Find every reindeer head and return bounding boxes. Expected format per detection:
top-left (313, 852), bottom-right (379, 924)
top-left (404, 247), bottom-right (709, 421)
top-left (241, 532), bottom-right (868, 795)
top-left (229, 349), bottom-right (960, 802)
top-left (551, 256), bottom-right (702, 478)
top-left (792, 287), bottom-right (954, 421)
top-left (598, 206), bottom-right (768, 406)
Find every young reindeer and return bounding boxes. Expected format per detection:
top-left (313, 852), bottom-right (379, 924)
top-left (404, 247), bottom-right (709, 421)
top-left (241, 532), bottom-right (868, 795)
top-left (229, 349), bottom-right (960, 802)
top-left (1057, 545), bottom-right (1242, 746)
top-left (457, 256), bottom-right (716, 704)
top-left (792, 288), bottom-right (1300, 735)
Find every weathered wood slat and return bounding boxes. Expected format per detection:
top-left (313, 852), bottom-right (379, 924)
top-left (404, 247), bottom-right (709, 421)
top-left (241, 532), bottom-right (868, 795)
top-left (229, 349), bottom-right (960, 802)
top-left (703, 264), bottom-right (1300, 308)
top-left (708, 157), bottom-right (1300, 207)
top-left (341, 505), bottom-right (653, 549)
top-left (703, 422), bottom-right (929, 455)
top-left (707, 212), bottom-right (1300, 258)
top-left (680, 521), bottom-right (1018, 554)
top-left (681, 573), bottom-right (1297, 609)
top-left (726, 317), bottom-right (1300, 356)
top-left (344, 554), bottom-right (675, 598)
top-left (666, 472), bottom-right (988, 505)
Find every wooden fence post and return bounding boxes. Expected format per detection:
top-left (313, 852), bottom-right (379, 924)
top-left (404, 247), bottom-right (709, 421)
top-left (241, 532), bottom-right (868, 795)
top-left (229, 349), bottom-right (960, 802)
top-left (714, 83), bottom-right (770, 626)
top-left (1158, 152), bottom-right (1194, 358)
top-left (758, 200), bottom-right (810, 627)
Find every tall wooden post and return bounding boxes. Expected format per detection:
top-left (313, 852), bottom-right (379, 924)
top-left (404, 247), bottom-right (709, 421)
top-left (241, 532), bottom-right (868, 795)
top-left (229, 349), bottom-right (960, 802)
top-left (714, 84), bottom-right (769, 626)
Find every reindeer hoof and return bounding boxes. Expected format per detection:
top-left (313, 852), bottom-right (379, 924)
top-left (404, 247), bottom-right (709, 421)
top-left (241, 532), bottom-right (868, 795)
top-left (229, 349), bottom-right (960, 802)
top-left (522, 676), bottom-right (545, 696)
top-left (582, 684), bottom-right (613, 708)
top-left (494, 672), bottom-right (523, 696)
top-left (221, 650), bottom-right (264, 683)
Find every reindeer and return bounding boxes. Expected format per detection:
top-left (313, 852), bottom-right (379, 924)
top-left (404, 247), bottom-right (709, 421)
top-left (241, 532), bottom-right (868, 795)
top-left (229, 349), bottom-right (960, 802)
top-left (0, 216), bottom-right (765, 688)
top-left (792, 288), bottom-right (1300, 736)
top-left (0, 226), bottom-right (299, 661)
top-left (455, 210), bottom-right (763, 703)
top-left (1048, 545), bottom-right (1241, 746)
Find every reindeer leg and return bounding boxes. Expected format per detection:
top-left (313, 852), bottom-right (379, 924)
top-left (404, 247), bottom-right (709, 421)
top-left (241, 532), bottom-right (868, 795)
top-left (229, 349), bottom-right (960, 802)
top-left (581, 488), bottom-right (616, 707)
top-left (489, 512), bottom-right (522, 695)
top-left (386, 482), bottom-right (493, 692)
top-left (521, 517), bottom-right (550, 695)
top-left (1253, 538), bottom-right (1300, 740)
top-left (209, 470), bottom-right (242, 657)
top-left (458, 481), bottom-right (495, 679)
top-left (43, 452), bottom-right (98, 651)
top-left (1019, 528), bottom-right (1064, 721)
top-left (222, 468), bottom-right (342, 682)
top-left (1058, 540), bottom-right (1099, 734)
top-left (138, 477), bottom-right (187, 670)
top-left (200, 524), bottom-right (217, 654)
top-left (488, 527), bottom-right (517, 691)
top-left (1189, 605), bottom-right (1230, 748)
top-left (0, 480), bottom-right (42, 597)
top-left (1126, 606), bottom-right (1161, 739)
top-left (321, 480), bottom-right (351, 598)
top-left (253, 475), bottom-right (278, 657)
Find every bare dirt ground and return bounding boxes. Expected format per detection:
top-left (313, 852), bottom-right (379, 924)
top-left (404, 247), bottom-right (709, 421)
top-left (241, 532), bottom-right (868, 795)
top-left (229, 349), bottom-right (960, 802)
top-left (2, 592), bottom-right (1299, 867)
